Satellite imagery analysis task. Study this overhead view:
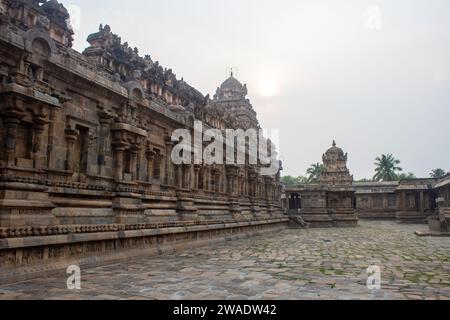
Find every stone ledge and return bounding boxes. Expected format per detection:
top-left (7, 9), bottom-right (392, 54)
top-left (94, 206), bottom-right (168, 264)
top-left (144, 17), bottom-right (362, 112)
top-left (0, 218), bottom-right (288, 249)
top-left (0, 220), bottom-right (288, 285)
top-left (415, 231), bottom-right (450, 237)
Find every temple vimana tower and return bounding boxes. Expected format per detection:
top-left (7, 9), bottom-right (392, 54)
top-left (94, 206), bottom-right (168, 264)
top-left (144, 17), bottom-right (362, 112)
top-left (0, 0), bottom-right (287, 282)
top-left (285, 141), bottom-right (358, 227)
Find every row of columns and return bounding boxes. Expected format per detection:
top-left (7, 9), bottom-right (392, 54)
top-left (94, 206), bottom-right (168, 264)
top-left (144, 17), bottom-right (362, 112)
top-left (1, 98), bottom-right (282, 204)
top-left (398, 190), bottom-right (427, 212)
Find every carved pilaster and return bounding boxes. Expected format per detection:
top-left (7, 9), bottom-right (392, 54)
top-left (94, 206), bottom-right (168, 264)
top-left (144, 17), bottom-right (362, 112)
top-left (130, 144), bottom-right (140, 181)
top-left (2, 99), bottom-right (24, 165)
top-left (213, 169), bottom-right (221, 193)
top-left (97, 108), bottom-right (114, 170)
top-left (64, 126), bottom-right (78, 172)
top-left (193, 165), bottom-right (201, 190)
top-left (32, 112), bottom-right (47, 169)
top-left (146, 148), bottom-right (155, 182)
top-left (164, 136), bottom-right (174, 185)
top-left (113, 143), bottom-right (126, 182)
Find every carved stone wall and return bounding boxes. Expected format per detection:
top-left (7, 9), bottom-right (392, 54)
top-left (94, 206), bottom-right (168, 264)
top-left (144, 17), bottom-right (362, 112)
top-left (0, 0), bottom-right (287, 281)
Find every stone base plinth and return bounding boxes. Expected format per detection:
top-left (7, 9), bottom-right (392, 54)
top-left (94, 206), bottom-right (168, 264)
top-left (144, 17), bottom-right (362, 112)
top-left (331, 215), bottom-right (358, 227)
top-left (0, 182), bottom-right (56, 227)
top-left (301, 208), bottom-right (334, 228)
top-left (396, 211), bottom-right (428, 224)
top-left (176, 197), bottom-right (199, 221)
top-left (427, 214), bottom-right (449, 234)
top-left (300, 208), bottom-right (358, 228)
top-left (113, 193), bottom-right (145, 224)
top-left (0, 217), bottom-right (289, 285)
top-left (357, 211), bottom-right (396, 220)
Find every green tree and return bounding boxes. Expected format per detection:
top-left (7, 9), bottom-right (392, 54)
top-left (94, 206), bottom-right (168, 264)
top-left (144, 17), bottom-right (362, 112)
top-left (357, 178), bottom-right (373, 182)
top-left (281, 175), bottom-right (297, 185)
top-left (373, 154), bottom-right (403, 182)
top-left (307, 163), bottom-right (324, 183)
top-left (430, 168), bottom-right (446, 179)
top-left (396, 172), bottom-right (416, 181)
top-left (281, 175), bottom-right (310, 185)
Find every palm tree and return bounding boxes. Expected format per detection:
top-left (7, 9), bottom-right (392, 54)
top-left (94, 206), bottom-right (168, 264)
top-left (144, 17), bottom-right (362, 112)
top-left (430, 168), bottom-right (446, 179)
top-left (307, 163), bottom-right (324, 183)
top-left (373, 154), bottom-right (403, 182)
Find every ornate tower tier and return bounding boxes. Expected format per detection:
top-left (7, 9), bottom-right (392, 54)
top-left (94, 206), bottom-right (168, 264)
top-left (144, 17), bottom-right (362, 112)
top-left (319, 140), bottom-right (353, 186)
top-left (213, 72), bottom-right (259, 129)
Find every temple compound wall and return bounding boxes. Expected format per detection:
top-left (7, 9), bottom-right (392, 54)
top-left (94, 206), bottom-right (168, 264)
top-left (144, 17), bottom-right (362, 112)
top-left (286, 171), bottom-right (449, 227)
top-left (353, 179), bottom-right (437, 223)
top-left (0, 0), bottom-right (287, 283)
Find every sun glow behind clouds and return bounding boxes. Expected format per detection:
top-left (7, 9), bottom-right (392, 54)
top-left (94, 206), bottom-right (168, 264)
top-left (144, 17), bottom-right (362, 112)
top-left (257, 77), bottom-right (280, 97)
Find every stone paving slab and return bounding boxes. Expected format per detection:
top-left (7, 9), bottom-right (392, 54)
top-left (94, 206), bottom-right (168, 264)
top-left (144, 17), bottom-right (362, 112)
top-left (0, 221), bottom-right (449, 300)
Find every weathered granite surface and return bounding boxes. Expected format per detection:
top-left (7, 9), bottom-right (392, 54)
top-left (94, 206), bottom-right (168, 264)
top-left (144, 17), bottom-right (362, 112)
top-left (0, 0), bottom-right (285, 278)
top-left (0, 221), bottom-right (449, 300)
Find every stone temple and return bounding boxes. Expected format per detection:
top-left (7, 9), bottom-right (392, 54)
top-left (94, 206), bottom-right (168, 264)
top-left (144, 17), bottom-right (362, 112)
top-left (285, 142), bottom-right (450, 232)
top-left (0, 0), bottom-right (449, 296)
top-left (285, 141), bottom-right (357, 227)
top-left (0, 0), bottom-right (286, 283)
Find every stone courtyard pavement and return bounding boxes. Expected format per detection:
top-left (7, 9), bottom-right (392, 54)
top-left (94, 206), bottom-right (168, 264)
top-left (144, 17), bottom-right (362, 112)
top-left (1, 221), bottom-right (450, 300)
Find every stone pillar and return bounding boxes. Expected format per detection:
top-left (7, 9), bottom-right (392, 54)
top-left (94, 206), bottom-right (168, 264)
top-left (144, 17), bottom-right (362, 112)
top-left (178, 165), bottom-right (183, 189)
top-left (400, 191), bottom-right (406, 210)
top-left (146, 149), bottom-right (155, 182)
top-left (419, 191), bottom-right (425, 213)
top-left (228, 176), bottom-right (234, 195)
top-left (164, 138), bottom-right (173, 185)
top-left (130, 148), bottom-right (138, 181)
top-left (383, 194), bottom-right (388, 210)
top-left (97, 110), bottom-right (114, 175)
top-left (32, 113), bottom-right (47, 169)
top-left (3, 106), bottom-right (24, 166)
top-left (214, 170), bottom-right (221, 193)
top-left (64, 126), bottom-right (78, 172)
top-left (193, 165), bottom-right (201, 190)
top-left (113, 144), bottom-right (126, 181)
top-left (187, 165), bottom-right (193, 190)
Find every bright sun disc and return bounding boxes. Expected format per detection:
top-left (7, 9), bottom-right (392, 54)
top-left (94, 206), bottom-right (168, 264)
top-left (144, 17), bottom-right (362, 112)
top-left (258, 78), bottom-right (279, 97)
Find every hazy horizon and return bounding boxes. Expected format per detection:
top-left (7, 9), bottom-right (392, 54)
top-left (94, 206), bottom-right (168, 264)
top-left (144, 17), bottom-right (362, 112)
top-left (63, 0), bottom-right (450, 179)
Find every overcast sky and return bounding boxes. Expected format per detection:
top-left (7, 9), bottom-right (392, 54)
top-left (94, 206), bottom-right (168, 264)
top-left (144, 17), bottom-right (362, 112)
top-left (64, 0), bottom-right (450, 179)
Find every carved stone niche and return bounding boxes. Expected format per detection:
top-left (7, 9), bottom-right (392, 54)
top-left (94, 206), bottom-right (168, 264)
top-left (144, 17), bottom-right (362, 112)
top-left (0, 105), bottom-right (57, 227)
top-left (64, 118), bottom-right (98, 181)
top-left (111, 123), bottom-right (147, 183)
top-left (31, 38), bottom-right (51, 60)
top-left (1, 96), bottom-right (51, 170)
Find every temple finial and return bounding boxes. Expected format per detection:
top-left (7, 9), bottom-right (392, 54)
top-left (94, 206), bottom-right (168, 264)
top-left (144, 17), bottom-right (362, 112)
top-left (230, 68), bottom-right (234, 78)
top-left (332, 140), bottom-right (336, 147)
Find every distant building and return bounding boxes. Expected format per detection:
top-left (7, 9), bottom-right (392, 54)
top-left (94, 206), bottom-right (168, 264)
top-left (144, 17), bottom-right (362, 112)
top-left (285, 144), bottom-right (450, 229)
top-left (285, 141), bottom-right (358, 227)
